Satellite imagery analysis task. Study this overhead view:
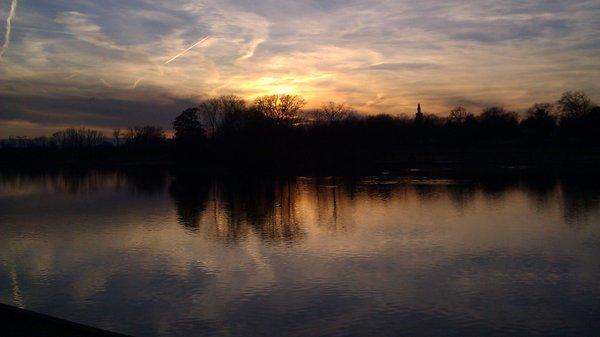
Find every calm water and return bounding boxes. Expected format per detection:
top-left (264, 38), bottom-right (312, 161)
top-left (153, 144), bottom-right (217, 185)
top-left (1, 169), bottom-right (600, 337)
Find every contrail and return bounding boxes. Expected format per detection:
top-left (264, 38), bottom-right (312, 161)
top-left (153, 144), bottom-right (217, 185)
top-left (0, 0), bottom-right (18, 60)
top-left (165, 36), bottom-right (209, 64)
top-left (65, 72), bottom-right (80, 79)
top-left (15, 25), bottom-right (75, 36)
top-left (238, 38), bottom-right (264, 61)
top-left (131, 77), bottom-right (143, 89)
top-left (100, 78), bottom-right (112, 88)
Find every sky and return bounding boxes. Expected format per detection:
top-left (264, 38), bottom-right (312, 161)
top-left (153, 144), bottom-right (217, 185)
top-left (0, 0), bottom-right (599, 137)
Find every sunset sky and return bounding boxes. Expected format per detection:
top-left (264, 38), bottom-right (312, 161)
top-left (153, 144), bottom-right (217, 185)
top-left (1, 0), bottom-right (599, 136)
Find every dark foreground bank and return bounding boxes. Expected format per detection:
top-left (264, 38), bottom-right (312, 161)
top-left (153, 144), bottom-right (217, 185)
top-left (0, 303), bottom-right (133, 337)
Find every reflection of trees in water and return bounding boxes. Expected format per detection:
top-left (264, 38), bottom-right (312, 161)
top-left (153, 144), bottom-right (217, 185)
top-left (169, 175), bottom-right (305, 243)
top-left (120, 169), bottom-right (168, 196)
top-left (414, 183), bottom-right (440, 202)
top-left (476, 173), bottom-right (521, 202)
top-left (169, 175), bottom-right (210, 231)
top-left (521, 172), bottom-right (560, 210)
top-left (559, 173), bottom-right (600, 226)
top-left (446, 183), bottom-right (477, 212)
top-left (452, 170), bottom-right (599, 227)
top-left (167, 171), bottom-right (600, 242)
top-left (0, 168), bottom-right (170, 196)
top-left (446, 170), bottom-right (599, 226)
top-left (0, 169), bottom-right (118, 194)
top-left (218, 177), bottom-right (304, 243)
top-left (4, 168), bottom-right (596, 240)
top-left (360, 177), bottom-right (397, 201)
top-left (312, 177), bottom-right (349, 232)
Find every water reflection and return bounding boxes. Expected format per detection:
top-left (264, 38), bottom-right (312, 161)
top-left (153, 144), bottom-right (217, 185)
top-left (2, 168), bottom-right (600, 235)
top-left (169, 175), bottom-right (210, 231)
top-left (169, 175), bottom-right (304, 242)
top-left (2, 168), bottom-right (600, 234)
top-left (1, 168), bottom-right (600, 337)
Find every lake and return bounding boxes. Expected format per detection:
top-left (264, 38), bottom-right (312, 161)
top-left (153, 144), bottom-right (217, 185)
top-left (1, 168), bottom-right (599, 337)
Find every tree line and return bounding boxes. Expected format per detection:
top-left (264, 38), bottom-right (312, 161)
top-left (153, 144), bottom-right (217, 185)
top-left (2, 91), bottom-right (599, 169)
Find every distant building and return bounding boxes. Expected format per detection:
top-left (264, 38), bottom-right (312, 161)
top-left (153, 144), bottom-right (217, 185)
top-left (415, 103), bottom-right (424, 122)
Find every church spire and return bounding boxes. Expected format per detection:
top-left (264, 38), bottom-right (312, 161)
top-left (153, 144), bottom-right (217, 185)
top-left (415, 103), bottom-right (423, 122)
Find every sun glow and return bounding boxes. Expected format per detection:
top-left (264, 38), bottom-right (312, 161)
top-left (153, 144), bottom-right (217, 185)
top-left (236, 74), bottom-right (334, 100)
top-left (272, 85), bottom-right (295, 95)
top-left (255, 77), bottom-right (297, 95)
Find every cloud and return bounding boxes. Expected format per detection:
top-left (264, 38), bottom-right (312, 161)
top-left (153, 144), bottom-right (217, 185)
top-left (55, 11), bottom-right (125, 51)
top-left (1, 0), bottom-right (599, 136)
top-left (364, 62), bottom-right (441, 72)
top-left (0, 91), bottom-right (198, 132)
top-left (237, 38), bottom-right (264, 60)
top-left (0, 0), bottom-right (18, 60)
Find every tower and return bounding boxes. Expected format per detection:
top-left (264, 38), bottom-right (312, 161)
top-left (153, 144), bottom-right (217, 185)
top-left (415, 103), bottom-right (423, 122)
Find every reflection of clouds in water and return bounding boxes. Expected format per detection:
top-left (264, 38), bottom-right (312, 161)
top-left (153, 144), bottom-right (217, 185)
top-left (0, 170), bottom-right (599, 335)
top-left (1, 259), bottom-right (25, 309)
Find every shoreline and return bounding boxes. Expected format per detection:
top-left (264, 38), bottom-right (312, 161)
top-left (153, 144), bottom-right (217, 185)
top-left (0, 303), bottom-right (133, 337)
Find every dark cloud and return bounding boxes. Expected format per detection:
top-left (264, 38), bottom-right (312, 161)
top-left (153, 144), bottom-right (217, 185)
top-left (0, 93), bottom-right (197, 129)
top-left (445, 18), bottom-right (572, 43)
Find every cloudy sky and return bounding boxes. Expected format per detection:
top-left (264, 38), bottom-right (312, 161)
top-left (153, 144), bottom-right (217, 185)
top-left (0, 0), bottom-right (599, 136)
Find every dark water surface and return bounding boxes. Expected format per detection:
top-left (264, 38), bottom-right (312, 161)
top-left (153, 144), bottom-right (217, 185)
top-left (1, 169), bottom-right (600, 337)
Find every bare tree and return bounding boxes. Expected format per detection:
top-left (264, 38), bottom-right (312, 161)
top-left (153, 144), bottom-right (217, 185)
top-left (448, 106), bottom-right (471, 124)
top-left (197, 98), bottom-right (222, 136)
top-left (113, 128), bottom-right (122, 146)
top-left (312, 102), bottom-right (355, 123)
top-left (253, 94), bottom-right (306, 122)
top-left (219, 95), bottom-right (246, 116)
top-left (522, 102), bottom-right (557, 137)
top-left (557, 91), bottom-right (593, 118)
top-left (195, 95), bottom-right (248, 137)
top-left (526, 103), bottom-right (555, 120)
top-left (52, 128), bottom-right (105, 149)
top-left (125, 126), bottom-right (165, 146)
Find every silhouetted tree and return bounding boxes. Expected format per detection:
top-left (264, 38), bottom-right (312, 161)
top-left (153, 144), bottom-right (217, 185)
top-left (254, 94), bottom-right (306, 122)
top-left (522, 103), bottom-right (557, 139)
top-left (557, 91), bottom-right (597, 139)
top-left (4, 90), bottom-right (600, 169)
top-left (125, 126), bottom-right (165, 148)
top-left (310, 102), bottom-right (356, 124)
top-left (586, 106), bottom-right (600, 141)
top-left (173, 108), bottom-right (206, 143)
top-left (197, 95), bottom-right (247, 136)
top-left (113, 128), bottom-right (122, 146)
top-left (52, 128), bottom-right (105, 149)
top-left (478, 107), bottom-right (519, 141)
top-left (29, 136), bottom-right (54, 148)
top-left (172, 108), bottom-right (207, 161)
top-left (219, 95), bottom-right (247, 119)
top-left (197, 99), bottom-right (222, 137)
top-left (557, 91), bottom-right (592, 118)
top-left (445, 106), bottom-right (477, 144)
top-left (448, 106), bottom-right (471, 124)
